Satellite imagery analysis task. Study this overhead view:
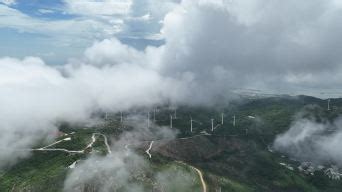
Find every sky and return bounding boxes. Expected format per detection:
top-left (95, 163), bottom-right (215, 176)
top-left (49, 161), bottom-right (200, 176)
top-left (1, 0), bottom-right (342, 97)
top-left (0, 0), bottom-right (175, 64)
top-left (2, 0), bottom-right (342, 169)
top-left (3, 2), bottom-right (342, 189)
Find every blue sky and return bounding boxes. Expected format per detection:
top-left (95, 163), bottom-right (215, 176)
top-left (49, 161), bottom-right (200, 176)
top-left (0, 0), bottom-right (173, 64)
top-left (11, 0), bottom-right (71, 19)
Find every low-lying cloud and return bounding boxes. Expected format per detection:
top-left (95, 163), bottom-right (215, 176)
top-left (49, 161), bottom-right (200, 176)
top-left (0, 40), bottom-right (185, 167)
top-left (63, 152), bottom-right (148, 192)
top-left (63, 118), bottom-right (195, 192)
top-left (274, 113), bottom-right (342, 166)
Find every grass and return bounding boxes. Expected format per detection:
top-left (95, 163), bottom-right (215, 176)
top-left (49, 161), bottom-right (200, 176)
top-left (0, 151), bottom-right (83, 191)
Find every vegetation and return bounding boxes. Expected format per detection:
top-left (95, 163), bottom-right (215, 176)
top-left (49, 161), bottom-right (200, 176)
top-left (1, 95), bottom-right (342, 191)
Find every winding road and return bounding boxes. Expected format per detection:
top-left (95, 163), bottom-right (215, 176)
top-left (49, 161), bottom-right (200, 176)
top-left (145, 141), bottom-right (154, 158)
top-left (94, 133), bottom-right (112, 154)
top-left (37, 137), bottom-right (70, 150)
top-left (29, 130), bottom-right (213, 192)
top-left (33, 133), bottom-right (111, 155)
top-left (177, 161), bottom-right (207, 192)
top-left (191, 165), bottom-right (207, 192)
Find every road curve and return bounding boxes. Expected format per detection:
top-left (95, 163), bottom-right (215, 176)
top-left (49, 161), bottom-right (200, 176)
top-left (145, 141), bottom-right (154, 158)
top-left (191, 165), bottom-right (207, 192)
top-left (32, 133), bottom-right (107, 154)
top-left (94, 133), bottom-right (111, 154)
top-left (177, 161), bottom-right (207, 192)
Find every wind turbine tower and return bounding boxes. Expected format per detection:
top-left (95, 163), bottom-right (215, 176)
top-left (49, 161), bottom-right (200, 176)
top-left (233, 115), bottom-right (236, 127)
top-left (153, 108), bottom-right (156, 122)
top-left (147, 112), bottom-right (150, 128)
top-left (190, 117), bottom-right (193, 132)
top-left (328, 99), bottom-right (331, 111)
top-left (211, 118), bottom-right (214, 132)
top-left (170, 115), bottom-right (173, 128)
top-left (221, 113), bottom-right (224, 125)
top-left (120, 111), bottom-right (123, 123)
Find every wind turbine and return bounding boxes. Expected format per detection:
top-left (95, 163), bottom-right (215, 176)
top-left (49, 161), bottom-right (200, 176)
top-left (328, 99), bottom-right (331, 111)
top-left (153, 108), bottom-right (156, 122)
top-left (211, 118), bottom-right (214, 132)
top-left (233, 115), bottom-right (236, 127)
top-left (120, 111), bottom-right (123, 123)
top-left (170, 115), bottom-right (173, 129)
top-left (190, 116), bottom-right (193, 133)
top-left (190, 116), bottom-right (203, 132)
top-left (147, 112), bottom-right (150, 128)
top-left (105, 112), bottom-right (108, 120)
top-left (221, 113), bottom-right (224, 125)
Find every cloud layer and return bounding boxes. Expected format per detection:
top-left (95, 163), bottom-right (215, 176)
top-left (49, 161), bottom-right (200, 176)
top-left (64, 0), bottom-right (133, 16)
top-left (63, 118), bottom-right (191, 192)
top-left (0, 38), bottom-right (185, 167)
top-left (157, 0), bottom-right (342, 95)
top-left (274, 112), bottom-right (342, 166)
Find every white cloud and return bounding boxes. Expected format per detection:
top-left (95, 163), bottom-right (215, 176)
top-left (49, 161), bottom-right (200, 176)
top-left (63, 116), bottom-right (187, 192)
top-left (0, 57), bottom-right (94, 167)
top-left (0, 0), bottom-right (179, 62)
top-left (0, 38), bottom-right (186, 168)
top-left (83, 38), bottom-right (144, 66)
top-left (0, 0), bottom-right (16, 5)
top-left (63, 152), bottom-right (148, 192)
top-left (155, 0), bottom-right (342, 97)
top-left (64, 0), bottom-right (133, 16)
top-left (128, 13), bottom-right (152, 22)
top-left (0, 5), bottom-right (118, 39)
top-left (274, 115), bottom-right (342, 166)
top-left (38, 9), bottom-right (55, 14)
